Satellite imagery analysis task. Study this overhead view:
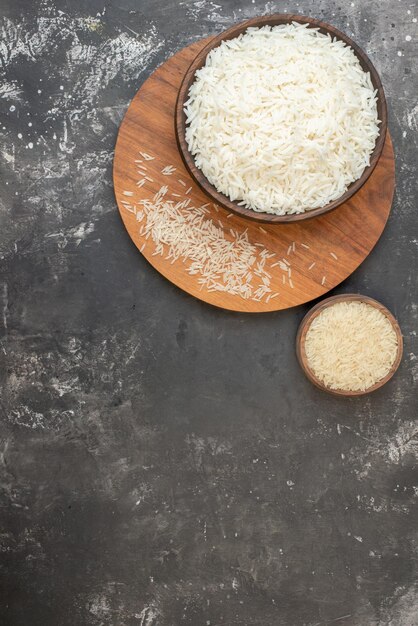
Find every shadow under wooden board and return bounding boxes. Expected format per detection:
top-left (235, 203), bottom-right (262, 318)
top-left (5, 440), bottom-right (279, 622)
top-left (113, 38), bottom-right (395, 313)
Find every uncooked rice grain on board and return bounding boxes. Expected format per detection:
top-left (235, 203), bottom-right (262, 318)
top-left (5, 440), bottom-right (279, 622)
top-left (124, 180), bottom-right (285, 302)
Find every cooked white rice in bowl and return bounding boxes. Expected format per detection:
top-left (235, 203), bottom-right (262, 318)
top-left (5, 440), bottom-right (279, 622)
top-left (184, 23), bottom-right (380, 216)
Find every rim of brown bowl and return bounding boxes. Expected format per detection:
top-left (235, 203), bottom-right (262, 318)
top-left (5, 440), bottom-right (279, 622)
top-left (175, 14), bottom-right (388, 224)
top-left (296, 294), bottom-right (403, 397)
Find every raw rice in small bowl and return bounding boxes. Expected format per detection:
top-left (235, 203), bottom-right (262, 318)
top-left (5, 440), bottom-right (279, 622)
top-left (175, 14), bottom-right (387, 224)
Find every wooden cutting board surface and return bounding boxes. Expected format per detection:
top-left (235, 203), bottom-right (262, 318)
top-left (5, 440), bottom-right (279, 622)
top-left (113, 39), bottom-right (395, 313)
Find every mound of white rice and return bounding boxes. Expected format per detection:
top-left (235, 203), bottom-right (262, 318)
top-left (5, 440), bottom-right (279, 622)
top-left (305, 301), bottom-right (398, 392)
top-left (184, 23), bottom-right (380, 215)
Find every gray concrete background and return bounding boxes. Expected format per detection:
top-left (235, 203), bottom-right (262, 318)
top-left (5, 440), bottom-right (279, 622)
top-left (0, 0), bottom-right (417, 624)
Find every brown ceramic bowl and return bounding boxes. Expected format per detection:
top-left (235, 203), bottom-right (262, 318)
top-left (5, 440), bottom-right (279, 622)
top-left (296, 294), bottom-right (403, 397)
top-left (175, 14), bottom-right (387, 224)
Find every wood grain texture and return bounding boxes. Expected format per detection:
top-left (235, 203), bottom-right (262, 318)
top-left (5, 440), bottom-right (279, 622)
top-left (296, 294), bottom-right (403, 396)
top-left (113, 39), bottom-right (395, 313)
top-left (175, 15), bottom-right (388, 223)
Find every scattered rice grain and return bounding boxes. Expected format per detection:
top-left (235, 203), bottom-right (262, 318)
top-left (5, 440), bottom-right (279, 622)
top-left (162, 165), bottom-right (176, 175)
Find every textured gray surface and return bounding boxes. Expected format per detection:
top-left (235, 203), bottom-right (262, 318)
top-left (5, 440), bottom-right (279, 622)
top-left (0, 1), bottom-right (417, 625)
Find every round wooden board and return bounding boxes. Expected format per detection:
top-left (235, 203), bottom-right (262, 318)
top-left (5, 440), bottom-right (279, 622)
top-left (113, 39), bottom-right (395, 313)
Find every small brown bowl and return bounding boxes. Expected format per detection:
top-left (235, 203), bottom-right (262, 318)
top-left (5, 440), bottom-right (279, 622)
top-left (296, 294), bottom-right (403, 397)
top-left (175, 14), bottom-right (387, 224)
